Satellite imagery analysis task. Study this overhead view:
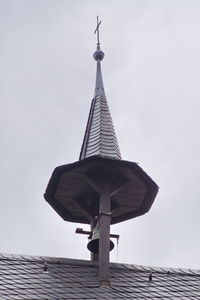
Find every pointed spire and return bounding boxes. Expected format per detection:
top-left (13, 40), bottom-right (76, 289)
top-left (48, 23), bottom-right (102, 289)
top-left (93, 16), bottom-right (105, 98)
top-left (94, 60), bottom-right (105, 97)
top-left (79, 17), bottom-right (121, 161)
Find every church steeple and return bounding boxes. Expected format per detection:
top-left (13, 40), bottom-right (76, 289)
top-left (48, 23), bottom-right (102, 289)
top-left (79, 17), bottom-right (121, 161)
top-left (44, 17), bottom-right (158, 287)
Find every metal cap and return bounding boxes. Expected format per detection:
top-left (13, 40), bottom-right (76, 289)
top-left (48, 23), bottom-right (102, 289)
top-left (93, 50), bottom-right (104, 61)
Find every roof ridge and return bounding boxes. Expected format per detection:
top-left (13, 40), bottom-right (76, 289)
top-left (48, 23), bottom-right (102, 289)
top-left (1, 252), bottom-right (200, 276)
top-left (111, 262), bottom-right (200, 276)
top-left (0, 253), bottom-right (95, 266)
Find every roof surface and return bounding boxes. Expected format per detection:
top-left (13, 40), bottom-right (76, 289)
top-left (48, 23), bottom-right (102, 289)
top-left (79, 49), bottom-right (121, 161)
top-left (0, 253), bottom-right (200, 299)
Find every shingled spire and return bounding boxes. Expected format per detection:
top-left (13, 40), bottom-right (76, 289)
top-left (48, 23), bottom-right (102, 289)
top-left (79, 18), bottom-right (121, 161)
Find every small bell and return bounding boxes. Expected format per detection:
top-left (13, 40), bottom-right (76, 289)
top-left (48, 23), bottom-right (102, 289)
top-left (87, 225), bottom-right (114, 254)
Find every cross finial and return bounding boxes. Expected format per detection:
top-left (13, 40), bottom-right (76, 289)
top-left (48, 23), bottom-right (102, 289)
top-left (94, 16), bottom-right (102, 50)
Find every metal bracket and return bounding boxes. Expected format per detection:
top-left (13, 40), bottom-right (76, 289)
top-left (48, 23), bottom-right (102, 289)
top-left (99, 210), bottom-right (112, 217)
top-left (75, 227), bottom-right (120, 240)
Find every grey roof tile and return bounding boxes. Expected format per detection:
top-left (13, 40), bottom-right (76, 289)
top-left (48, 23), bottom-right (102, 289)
top-left (0, 253), bottom-right (200, 299)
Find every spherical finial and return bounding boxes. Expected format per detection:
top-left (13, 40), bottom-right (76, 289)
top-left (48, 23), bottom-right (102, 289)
top-left (93, 50), bottom-right (105, 61)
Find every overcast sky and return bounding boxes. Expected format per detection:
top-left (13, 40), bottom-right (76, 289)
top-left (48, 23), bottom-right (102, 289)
top-left (1, 0), bottom-right (200, 270)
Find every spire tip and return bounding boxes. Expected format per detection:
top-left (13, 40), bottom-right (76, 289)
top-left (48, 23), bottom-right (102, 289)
top-left (94, 16), bottom-right (104, 61)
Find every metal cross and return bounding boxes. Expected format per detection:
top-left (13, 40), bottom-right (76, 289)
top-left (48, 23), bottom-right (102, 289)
top-left (94, 16), bottom-right (102, 48)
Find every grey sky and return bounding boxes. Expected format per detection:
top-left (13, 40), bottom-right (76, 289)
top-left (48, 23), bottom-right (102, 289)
top-left (1, 0), bottom-right (200, 269)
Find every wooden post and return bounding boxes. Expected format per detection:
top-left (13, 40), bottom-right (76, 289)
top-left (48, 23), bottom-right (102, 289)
top-left (99, 192), bottom-right (111, 286)
top-left (90, 218), bottom-right (99, 262)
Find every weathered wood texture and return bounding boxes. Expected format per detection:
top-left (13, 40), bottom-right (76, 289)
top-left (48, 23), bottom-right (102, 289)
top-left (99, 193), bottom-right (111, 286)
top-left (90, 218), bottom-right (99, 262)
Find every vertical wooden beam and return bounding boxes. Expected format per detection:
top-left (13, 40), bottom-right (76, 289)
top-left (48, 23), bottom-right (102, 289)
top-left (99, 192), bottom-right (111, 286)
top-left (90, 218), bottom-right (99, 262)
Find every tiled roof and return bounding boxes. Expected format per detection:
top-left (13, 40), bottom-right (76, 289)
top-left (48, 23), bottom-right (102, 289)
top-left (0, 253), bottom-right (200, 299)
top-left (79, 51), bottom-right (121, 161)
